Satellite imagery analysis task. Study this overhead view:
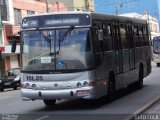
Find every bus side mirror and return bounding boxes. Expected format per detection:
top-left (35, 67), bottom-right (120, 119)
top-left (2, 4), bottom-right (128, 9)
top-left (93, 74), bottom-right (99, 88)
top-left (98, 29), bottom-right (103, 41)
top-left (11, 38), bottom-right (17, 53)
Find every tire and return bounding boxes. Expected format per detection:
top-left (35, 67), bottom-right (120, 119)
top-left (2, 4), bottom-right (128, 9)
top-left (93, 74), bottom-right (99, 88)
top-left (108, 74), bottom-right (115, 101)
top-left (13, 86), bottom-right (17, 90)
top-left (157, 63), bottom-right (160, 67)
top-left (43, 100), bottom-right (56, 106)
top-left (0, 84), bottom-right (4, 92)
top-left (137, 66), bottom-right (144, 89)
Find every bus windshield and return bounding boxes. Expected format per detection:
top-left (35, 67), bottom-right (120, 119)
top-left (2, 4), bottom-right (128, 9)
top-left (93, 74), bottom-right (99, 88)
top-left (153, 39), bottom-right (160, 54)
top-left (21, 28), bottom-right (94, 73)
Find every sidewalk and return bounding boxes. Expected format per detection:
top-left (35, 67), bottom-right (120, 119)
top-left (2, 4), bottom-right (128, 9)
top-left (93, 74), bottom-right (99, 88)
top-left (144, 98), bottom-right (160, 114)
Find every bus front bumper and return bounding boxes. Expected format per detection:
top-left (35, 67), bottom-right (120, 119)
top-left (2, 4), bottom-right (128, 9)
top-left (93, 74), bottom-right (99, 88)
top-left (21, 87), bottom-right (96, 101)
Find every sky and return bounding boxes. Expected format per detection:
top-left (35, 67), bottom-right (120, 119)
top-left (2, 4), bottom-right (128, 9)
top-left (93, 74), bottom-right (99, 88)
top-left (94, 0), bottom-right (159, 18)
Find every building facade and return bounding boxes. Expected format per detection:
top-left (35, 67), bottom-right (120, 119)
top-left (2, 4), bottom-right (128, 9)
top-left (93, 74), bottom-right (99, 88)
top-left (48, 0), bottom-right (95, 12)
top-left (0, 0), bottom-right (55, 75)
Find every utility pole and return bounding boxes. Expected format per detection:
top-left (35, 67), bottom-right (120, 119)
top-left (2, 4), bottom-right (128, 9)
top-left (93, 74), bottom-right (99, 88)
top-left (56, 2), bottom-right (59, 12)
top-left (46, 0), bottom-right (49, 12)
top-left (85, 0), bottom-right (89, 11)
top-left (115, 4), bottom-right (123, 15)
top-left (115, 6), bottom-right (118, 15)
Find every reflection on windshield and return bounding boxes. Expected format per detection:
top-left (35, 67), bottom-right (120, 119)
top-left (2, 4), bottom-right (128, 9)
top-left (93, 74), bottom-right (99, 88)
top-left (21, 28), bottom-right (94, 72)
top-left (153, 40), bottom-right (160, 54)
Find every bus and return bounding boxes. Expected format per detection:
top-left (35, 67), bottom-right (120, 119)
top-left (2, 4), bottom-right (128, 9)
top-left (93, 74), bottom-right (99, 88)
top-left (12, 12), bottom-right (151, 106)
top-left (153, 36), bottom-right (160, 67)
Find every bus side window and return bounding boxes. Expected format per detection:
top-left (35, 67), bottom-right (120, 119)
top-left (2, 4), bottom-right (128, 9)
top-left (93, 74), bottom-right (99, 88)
top-left (103, 23), bottom-right (113, 51)
top-left (143, 26), bottom-right (149, 46)
top-left (92, 22), bottom-right (104, 53)
top-left (133, 25), bottom-right (139, 47)
top-left (120, 24), bottom-right (128, 49)
top-left (139, 26), bottom-right (144, 46)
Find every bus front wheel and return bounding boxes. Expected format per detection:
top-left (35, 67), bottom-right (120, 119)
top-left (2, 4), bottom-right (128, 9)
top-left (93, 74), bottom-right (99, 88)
top-left (43, 99), bottom-right (56, 106)
top-left (108, 73), bottom-right (115, 101)
top-left (157, 63), bottom-right (160, 67)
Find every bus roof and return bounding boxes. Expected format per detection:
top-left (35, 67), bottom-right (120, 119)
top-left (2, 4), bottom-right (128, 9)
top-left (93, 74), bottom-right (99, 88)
top-left (24, 11), bottom-right (146, 22)
top-left (90, 12), bottom-right (147, 25)
top-left (22, 11), bottom-right (147, 27)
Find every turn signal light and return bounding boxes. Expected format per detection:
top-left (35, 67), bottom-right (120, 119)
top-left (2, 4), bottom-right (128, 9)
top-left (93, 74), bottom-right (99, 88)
top-left (89, 81), bottom-right (96, 86)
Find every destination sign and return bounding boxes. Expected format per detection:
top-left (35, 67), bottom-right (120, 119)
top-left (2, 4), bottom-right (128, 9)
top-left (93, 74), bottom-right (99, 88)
top-left (22, 19), bottom-right (38, 28)
top-left (45, 18), bottom-right (80, 26)
top-left (22, 14), bottom-right (91, 29)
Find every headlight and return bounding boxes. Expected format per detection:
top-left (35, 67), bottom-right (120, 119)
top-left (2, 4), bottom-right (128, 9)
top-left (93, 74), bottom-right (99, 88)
top-left (0, 80), bottom-right (2, 83)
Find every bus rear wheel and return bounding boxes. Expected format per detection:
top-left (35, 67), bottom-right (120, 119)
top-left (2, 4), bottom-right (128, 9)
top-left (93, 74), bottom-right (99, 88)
top-left (43, 99), bottom-right (56, 106)
top-left (137, 66), bottom-right (144, 89)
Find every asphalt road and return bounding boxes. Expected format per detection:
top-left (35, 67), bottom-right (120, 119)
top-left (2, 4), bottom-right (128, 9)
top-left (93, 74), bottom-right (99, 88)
top-left (0, 65), bottom-right (160, 120)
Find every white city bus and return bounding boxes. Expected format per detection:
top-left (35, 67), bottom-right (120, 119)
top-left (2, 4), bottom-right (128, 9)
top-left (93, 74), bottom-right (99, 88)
top-left (153, 36), bottom-right (160, 67)
top-left (12, 12), bottom-right (151, 106)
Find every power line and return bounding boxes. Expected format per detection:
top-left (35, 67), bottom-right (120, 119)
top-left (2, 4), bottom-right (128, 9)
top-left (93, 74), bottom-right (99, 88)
top-left (94, 0), bottom-right (140, 8)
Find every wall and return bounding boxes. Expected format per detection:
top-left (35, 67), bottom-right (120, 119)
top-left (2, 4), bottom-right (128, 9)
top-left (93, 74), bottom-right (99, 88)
top-left (48, 0), bottom-right (70, 11)
top-left (48, 0), bottom-right (94, 12)
top-left (73, 0), bottom-right (95, 11)
top-left (10, 55), bottom-right (19, 68)
top-left (13, 0), bottom-right (47, 15)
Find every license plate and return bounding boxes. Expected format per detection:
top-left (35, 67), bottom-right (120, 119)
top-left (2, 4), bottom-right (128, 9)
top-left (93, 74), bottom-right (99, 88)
top-left (5, 82), bottom-right (11, 85)
top-left (76, 90), bottom-right (90, 96)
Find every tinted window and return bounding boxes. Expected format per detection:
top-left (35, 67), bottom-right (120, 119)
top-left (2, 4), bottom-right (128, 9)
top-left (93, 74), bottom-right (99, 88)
top-left (120, 24), bottom-right (128, 49)
top-left (103, 23), bottom-right (113, 51)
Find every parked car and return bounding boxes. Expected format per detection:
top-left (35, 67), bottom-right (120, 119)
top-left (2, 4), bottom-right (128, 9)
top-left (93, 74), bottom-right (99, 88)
top-left (0, 68), bottom-right (21, 92)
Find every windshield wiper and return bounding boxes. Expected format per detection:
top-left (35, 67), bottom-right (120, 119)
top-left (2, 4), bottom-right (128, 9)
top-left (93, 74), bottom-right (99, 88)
top-left (59, 26), bottom-right (75, 42)
top-left (37, 29), bottom-right (54, 56)
top-left (39, 30), bottom-right (52, 43)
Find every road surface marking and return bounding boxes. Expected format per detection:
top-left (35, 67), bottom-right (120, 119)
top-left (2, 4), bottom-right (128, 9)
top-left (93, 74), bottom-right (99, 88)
top-left (0, 96), bottom-right (11, 100)
top-left (35, 115), bottom-right (49, 120)
top-left (124, 96), bottom-right (160, 120)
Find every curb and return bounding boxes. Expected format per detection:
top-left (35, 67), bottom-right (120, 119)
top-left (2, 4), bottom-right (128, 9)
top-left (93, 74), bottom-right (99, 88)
top-left (124, 96), bottom-right (160, 120)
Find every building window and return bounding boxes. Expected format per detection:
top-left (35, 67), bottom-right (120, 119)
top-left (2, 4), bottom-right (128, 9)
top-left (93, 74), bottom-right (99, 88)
top-left (14, 8), bottom-right (22, 25)
top-left (103, 23), bottom-right (113, 51)
top-left (27, 10), bottom-right (35, 15)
